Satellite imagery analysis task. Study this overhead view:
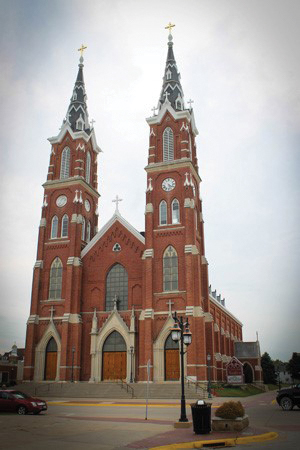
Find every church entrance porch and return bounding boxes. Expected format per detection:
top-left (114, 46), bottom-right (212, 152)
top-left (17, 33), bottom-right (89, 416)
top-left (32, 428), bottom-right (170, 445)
top-left (102, 331), bottom-right (127, 381)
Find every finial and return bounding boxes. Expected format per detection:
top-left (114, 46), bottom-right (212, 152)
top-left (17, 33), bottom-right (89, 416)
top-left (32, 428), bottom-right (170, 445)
top-left (78, 44), bottom-right (87, 63)
top-left (165, 22), bottom-right (175, 35)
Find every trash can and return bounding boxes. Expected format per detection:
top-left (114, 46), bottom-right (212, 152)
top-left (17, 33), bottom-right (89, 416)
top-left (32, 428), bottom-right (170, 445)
top-left (190, 401), bottom-right (211, 434)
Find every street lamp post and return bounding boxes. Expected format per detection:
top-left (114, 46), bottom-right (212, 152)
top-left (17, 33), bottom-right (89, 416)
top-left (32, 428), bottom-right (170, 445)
top-left (71, 347), bottom-right (75, 382)
top-left (171, 311), bottom-right (192, 423)
top-left (207, 353), bottom-right (212, 398)
top-left (130, 346), bottom-right (134, 383)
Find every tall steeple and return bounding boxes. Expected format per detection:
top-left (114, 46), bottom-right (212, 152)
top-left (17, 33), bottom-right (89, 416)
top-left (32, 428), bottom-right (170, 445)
top-left (64, 48), bottom-right (91, 134)
top-left (158, 25), bottom-right (185, 112)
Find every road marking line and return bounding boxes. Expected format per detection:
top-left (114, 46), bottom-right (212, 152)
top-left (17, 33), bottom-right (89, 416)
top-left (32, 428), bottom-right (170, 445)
top-left (48, 402), bottom-right (219, 408)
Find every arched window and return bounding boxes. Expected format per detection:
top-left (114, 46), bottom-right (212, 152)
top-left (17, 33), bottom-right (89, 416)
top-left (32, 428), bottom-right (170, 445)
top-left (61, 214), bottom-right (68, 237)
top-left (60, 147), bottom-right (70, 179)
top-left (81, 217), bottom-right (86, 241)
top-left (159, 200), bottom-right (167, 225)
top-left (86, 221), bottom-right (91, 242)
top-left (163, 246), bottom-right (178, 292)
top-left (86, 151), bottom-right (91, 184)
top-left (51, 216), bottom-right (58, 239)
top-left (49, 257), bottom-right (63, 299)
top-left (105, 263), bottom-right (128, 311)
top-left (103, 331), bottom-right (126, 352)
top-left (163, 127), bottom-right (174, 161)
top-left (171, 199), bottom-right (180, 224)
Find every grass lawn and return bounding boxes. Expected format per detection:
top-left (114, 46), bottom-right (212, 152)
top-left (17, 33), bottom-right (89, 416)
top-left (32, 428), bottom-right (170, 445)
top-left (212, 385), bottom-right (265, 397)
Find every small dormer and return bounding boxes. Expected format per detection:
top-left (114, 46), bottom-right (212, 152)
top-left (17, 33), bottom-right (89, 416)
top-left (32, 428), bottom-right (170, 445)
top-left (76, 114), bottom-right (85, 131)
top-left (166, 69), bottom-right (172, 80)
top-left (175, 94), bottom-right (183, 111)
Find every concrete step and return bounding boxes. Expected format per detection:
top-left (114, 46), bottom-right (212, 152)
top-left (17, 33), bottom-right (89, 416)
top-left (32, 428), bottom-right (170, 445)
top-left (14, 382), bottom-right (208, 400)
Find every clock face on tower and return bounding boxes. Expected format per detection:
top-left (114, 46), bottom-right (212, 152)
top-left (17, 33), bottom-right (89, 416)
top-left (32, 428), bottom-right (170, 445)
top-left (162, 178), bottom-right (176, 192)
top-left (56, 195), bottom-right (67, 207)
top-left (84, 199), bottom-right (91, 212)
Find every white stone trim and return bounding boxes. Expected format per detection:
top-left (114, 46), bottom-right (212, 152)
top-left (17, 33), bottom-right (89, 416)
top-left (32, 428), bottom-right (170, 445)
top-left (67, 257), bottom-right (82, 266)
top-left (184, 245), bottom-right (199, 255)
top-left (48, 123), bottom-right (101, 154)
top-left (40, 218), bottom-right (46, 227)
top-left (204, 312), bottom-right (213, 322)
top-left (34, 260), bottom-right (43, 269)
top-left (62, 313), bottom-right (82, 324)
top-left (89, 309), bottom-right (134, 383)
top-left (201, 256), bottom-right (209, 265)
top-left (27, 315), bottom-right (39, 325)
top-left (142, 249), bottom-right (154, 259)
top-left (145, 203), bottom-right (153, 213)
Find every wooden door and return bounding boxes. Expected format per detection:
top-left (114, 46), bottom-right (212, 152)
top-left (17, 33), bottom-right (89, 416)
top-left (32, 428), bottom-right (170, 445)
top-left (45, 352), bottom-right (57, 380)
top-left (103, 351), bottom-right (127, 380)
top-left (165, 349), bottom-right (180, 381)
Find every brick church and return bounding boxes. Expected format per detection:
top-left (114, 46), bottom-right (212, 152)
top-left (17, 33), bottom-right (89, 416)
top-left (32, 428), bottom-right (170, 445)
top-left (24, 31), bottom-right (261, 385)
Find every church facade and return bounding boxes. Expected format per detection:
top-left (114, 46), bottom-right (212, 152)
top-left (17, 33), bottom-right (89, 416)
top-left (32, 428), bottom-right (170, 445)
top-left (24, 34), bottom-right (252, 385)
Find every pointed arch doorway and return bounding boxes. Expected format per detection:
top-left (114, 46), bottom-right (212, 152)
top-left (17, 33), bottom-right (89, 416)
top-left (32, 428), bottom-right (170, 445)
top-left (165, 333), bottom-right (180, 381)
top-left (102, 331), bottom-right (127, 380)
top-left (44, 337), bottom-right (58, 381)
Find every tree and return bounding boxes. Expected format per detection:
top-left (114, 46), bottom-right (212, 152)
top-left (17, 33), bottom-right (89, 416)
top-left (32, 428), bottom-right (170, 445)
top-left (261, 352), bottom-right (276, 384)
top-left (287, 353), bottom-right (300, 381)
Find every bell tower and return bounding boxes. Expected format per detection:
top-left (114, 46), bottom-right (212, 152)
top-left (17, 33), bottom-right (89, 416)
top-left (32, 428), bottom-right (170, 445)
top-left (141, 26), bottom-right (211, 381)
top-left (24, 48), bottom-right (101, 382)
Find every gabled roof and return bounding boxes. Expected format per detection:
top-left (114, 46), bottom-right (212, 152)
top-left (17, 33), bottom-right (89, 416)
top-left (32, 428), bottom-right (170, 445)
top-left (81, 211), bottom-right (145, 258)
top-left (146, 101), bottom-right (199, 136)
top-left (48, 123), bottom-right (101, 153)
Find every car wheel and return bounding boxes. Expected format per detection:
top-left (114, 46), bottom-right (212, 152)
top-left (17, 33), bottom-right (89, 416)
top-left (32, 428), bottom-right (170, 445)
top-left (280, 396), bottom-right (293, 411)
top-left (17, 406), bottom-right (27, 415)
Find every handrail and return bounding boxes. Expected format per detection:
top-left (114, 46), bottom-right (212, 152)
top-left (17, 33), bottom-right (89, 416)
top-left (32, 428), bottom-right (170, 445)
top-left (185, 377), bottom-right (207, 397)
top-left (118, 379), bottom-right (134, 398)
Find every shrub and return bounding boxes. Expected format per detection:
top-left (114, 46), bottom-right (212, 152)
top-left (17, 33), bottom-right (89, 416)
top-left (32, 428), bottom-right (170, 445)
top-left (215, 401), bottom-right (245, 419)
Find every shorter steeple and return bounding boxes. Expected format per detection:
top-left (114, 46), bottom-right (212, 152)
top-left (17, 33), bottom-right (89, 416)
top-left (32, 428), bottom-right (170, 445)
top-left (158, 25), bottom-right (185, 112)
top-left (64, 47), bottom-right (91, 134)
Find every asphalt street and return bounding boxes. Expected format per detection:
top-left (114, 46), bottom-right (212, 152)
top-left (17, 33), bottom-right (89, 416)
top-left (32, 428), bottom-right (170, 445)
top-left (0, 391), bottom-right (299, 449)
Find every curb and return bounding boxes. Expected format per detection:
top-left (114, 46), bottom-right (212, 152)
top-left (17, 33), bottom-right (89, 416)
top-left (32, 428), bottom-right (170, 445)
top-left (150, 431), bottom-right (278, 449)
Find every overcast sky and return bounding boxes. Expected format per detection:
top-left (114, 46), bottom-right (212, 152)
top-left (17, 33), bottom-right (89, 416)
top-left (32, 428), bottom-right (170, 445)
top-left (0, 0), bottom-right (299, 362)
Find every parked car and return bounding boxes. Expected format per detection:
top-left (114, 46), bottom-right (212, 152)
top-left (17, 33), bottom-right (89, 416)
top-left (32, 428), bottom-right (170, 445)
top-left (276, 383), bottom-right (300, 410)
top-left (0, 390), bottom-right (47, 415)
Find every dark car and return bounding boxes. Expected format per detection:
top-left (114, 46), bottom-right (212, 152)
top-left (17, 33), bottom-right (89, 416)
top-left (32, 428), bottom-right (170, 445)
top-left (0, 390), bottom-right (47, 415)
top-left (276, 383), bottom-right (300, 410)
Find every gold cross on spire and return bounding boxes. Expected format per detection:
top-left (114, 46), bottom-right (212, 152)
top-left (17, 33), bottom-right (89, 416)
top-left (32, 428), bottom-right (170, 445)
top-left (165, 22), bottom-right (175, 34)
top-left (78, 44), bottom-right (87, 56)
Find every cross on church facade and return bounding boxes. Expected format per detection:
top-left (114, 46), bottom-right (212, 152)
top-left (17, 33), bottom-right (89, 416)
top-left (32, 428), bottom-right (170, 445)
top-left (166, 299), bottom-right (174, 316)
top-left (78, 44), bottom-right (87, 56)
top-left (112, 195), bottom-right (123, 213)
top-left (151, 106), bottom-right (158, 116)
top-left (49, 306), bottom-right (55, 320)
top-left (90, 119), bottom-right (96, 128)
top-left (163, 91), bottom-right (170, 102)
top-left (187, 99), bottom-right (194, 109)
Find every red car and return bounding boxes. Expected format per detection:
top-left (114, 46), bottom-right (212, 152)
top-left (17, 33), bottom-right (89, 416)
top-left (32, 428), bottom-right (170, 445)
top-left (0, 390), bottom-right (47, 415)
